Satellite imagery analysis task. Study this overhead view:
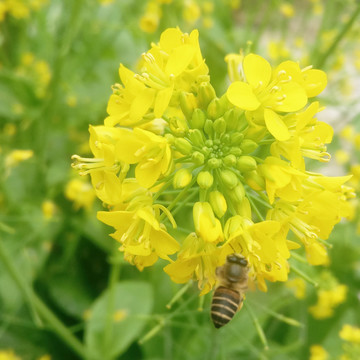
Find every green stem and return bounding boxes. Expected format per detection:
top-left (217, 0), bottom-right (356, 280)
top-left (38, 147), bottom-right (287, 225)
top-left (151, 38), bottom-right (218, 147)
top-left (103, 254), bottom-right (121, 358)
top-left (244, 302), bottom-right (269, 350)
top-left (247, 194), bottom-right (265, 221)
top-left (0, 240), bottom-right (88, 359)
top-left (315, 3), bottom-right (360, 68)
top-left (291, 265), bottom-right (318, 287)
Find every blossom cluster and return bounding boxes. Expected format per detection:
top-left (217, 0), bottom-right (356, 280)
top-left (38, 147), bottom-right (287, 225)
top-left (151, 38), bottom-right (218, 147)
top-left (72, 28), bottom-right (354, 294)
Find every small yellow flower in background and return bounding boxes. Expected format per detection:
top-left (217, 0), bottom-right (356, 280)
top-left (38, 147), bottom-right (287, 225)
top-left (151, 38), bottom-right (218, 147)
top-left (279, 2), bottom-right (295, 18)
top-left (65, 178), bottom-right (96, 211)
top-left (113, 309), bottom-right (127, 322)
top-left (340, 324), bottom-right (360, 344)
top-left (339, 324), bottom-right (360, 360)
top-left (0, 349), bottom-right (22, 360)
top-left (37, 355), bottom-right (51, 360)
top-left (268, 40), bottom-right (290, 62)
top-left (340, 125), bottom-right (355, 141)
top-left (139, 1), bottom-right (161, 33)
top-left (42, 200), bottom-right (57, 220)
top-left (309, 345), bottom-right (329, 360)
top-left (183, 0), bottom-right (201, 24)
top-left (286, 277), bottom-right (306, 299)
top-left (335, 149), bottom-right (350, 165)
top-left (72, 28), bottom-right (353, 295)
top-left (5, 150), bottom-right (34, 173)
top-left (308, 272), bottom-right (348, 319)
top-left (66, 95), bottom-right (77, 108)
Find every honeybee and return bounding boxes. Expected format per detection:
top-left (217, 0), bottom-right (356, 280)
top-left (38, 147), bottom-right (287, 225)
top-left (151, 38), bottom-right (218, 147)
top-left (211, 254), bottom-right (249, 329)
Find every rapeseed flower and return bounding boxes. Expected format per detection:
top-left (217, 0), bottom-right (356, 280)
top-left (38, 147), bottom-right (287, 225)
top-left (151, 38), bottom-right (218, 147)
top-left (73, 28), bottom-right (353, 295)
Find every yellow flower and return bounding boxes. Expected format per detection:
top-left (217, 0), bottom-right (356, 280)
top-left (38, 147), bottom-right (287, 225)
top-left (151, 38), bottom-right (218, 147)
top-left (340, 324), bottom-right (360, 344)
top-left (0, 349), bottom-right (22, 360)
top-left (193, 202), bottom-right (223, 243)
top-left (115, 128), bottom-right (172, 188)
top-left (286, 277), bottom-right (306, 299)
top-left (97, 182), bottom-right (179, 270)
top-left (279, 3), bottom-right (294, 18)
top-left (5, 149), bottom-right (33, 168)
top-left (309, 345), bottom-right (329, 360)
top-left (65, 178), bottom-right (96, 210)
top-left (42, 200), bottom-right (57, 220)
top-left (164, 233), bottom-right (220, 295)
top-left (223, 216), bottom-right (290, 291)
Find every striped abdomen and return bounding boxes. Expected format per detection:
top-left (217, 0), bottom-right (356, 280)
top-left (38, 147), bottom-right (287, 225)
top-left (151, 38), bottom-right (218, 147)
top-left (211, 286), bottom-right (241, 329)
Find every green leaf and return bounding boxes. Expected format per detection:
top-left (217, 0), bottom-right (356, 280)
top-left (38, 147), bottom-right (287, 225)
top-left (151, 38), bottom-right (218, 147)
top-left (85, 281), bottom-right (153, 359)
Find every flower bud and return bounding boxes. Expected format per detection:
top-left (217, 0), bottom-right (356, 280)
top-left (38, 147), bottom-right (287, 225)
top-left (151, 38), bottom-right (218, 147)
top-left (173, 168), bottom-right (192, 189)
top-left (188, 129), bottom-right (205, 147)
top-left (164, 133), bottom-right (175, 144)
top-left (230, 132), bottom-right (244, 145)
top-left (207, 98), bottom-right (224, 120)
top-left (174, 138), bottom-right (192, 155)
top-left (197, 171), bottom-right (214, 189)
top-left (204, 119), bottom-right (214, 137)
top-left (223, 154), bottom-right (237, 167)
top-left (198, 81), bottom-right (216, 109)
top-left (190, 108), bottom-right (206, 129)
top-left (219, 169), bottom-right (238, 189)
top-left (170, 116), bottom-right (188, 136)
top-left (229, 183), bottom-right (245, 203)
top-left (213, 117), bottom-right (226, 135)
top-left (240, 139), bottom-right (258, 154)
top-left (208, 158), bottom-right (222, 169)
top-left (179, 91), bottom-right (197, 120)
top-left (209, 191), bottom-right (227, 218)
top-left (191, 151), bottom-right (205, 165)
top-left (236, 156), bottom-right (257, 172)
top-left (229, 147), bottom-right (242, 156)
top-left (245, 170), bottom-right (265, 191)
top-left (223, 108), bottom-right (244, 131)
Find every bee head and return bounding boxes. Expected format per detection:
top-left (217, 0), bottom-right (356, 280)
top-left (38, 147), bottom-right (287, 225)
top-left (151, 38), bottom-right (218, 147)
top-left (226, 254), bottom-right (248, 267)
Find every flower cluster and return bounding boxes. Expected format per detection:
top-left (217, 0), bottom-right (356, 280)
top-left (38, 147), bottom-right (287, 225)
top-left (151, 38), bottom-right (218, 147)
top-left (72, 28), bottom-right (354, 294)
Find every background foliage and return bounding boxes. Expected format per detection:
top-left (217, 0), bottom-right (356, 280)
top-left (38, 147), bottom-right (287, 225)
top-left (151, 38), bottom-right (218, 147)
top-left (0, 0), bottom-right (359, 359)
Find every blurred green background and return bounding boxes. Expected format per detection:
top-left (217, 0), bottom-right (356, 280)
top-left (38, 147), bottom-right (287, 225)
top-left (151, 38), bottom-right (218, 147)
top-left (0, 0), bottom-right (360, 359)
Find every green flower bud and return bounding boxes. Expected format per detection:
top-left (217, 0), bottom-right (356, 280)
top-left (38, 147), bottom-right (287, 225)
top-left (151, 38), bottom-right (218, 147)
top-left (219, 169), bottom-right (238, 189)
top-left (208, 158), bottom-right (222, 169)
top-left (236, 156), bottom-right (257, 172)
top-left (223, 108), bottom-right (244, 131)
top-left (174, 138), bottom-right (192, 155)
top-left (170, 116), bottom-right (188, 136)
top-left (240, 139), bottom-right (258, 154)
top-left (180, 91), bottom-right (197, 120)
top-left (223, 154), bottom-right (237, 167)
top-left (229, 147), bottom-right (242, 156)
top-left (207, 98), bottom-right (224, 120)
top-left (229, 183), bottom-right (245, 203)
top-left (222, 134), bottom-right (230, 144)
top-left (204, 119), bottom-right (214, 137)
top-left (213, 117), bottom-right (226, 135)
top-left (165, 133), bottom-right (175, 144)
top-left (197, 171), bottom-right (214, 189)
top-left (209, 191), bottom-right (227, 218)
top-left (173, 168), bottom-right (192, 189)
top-left (188, 129), bottom-right (205, 147)
top-left (245, 170), bottom-right (265, 191)
top-left (192, 151), bottom-right (205, 165)
top-left (190, 108), bottom-right (206, 129)
top-left (198, 82), bottom-right (216, 109)
top-left (230, 132), bottom-right (244, 145)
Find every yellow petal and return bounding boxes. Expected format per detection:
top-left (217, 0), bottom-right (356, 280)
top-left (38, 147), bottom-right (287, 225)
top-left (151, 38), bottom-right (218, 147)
top-left (115, 129), bottom-right (144, 164)
top-left (129, 87), bottom-right (155, 121)
top-left (150, 228), bottom-right (180, 259)
top-left (226, 81), bottom-right (260, 111)
top-left (264, 109), bottom-right (290, 141)
top-left (154, 85), bottom-right (174, 117)
top-left (135, 161), bottom-right (162, 188)
top-left (273, 82), bottom-right (307, 112)
top-left (159, 28), bottom-right (183, 53)
top-left (302, 69), bottom-right (327, 97)
top-left (165, 44), bottom-right (196, 77)
top-left (244, 53), bottom-right (272, 89)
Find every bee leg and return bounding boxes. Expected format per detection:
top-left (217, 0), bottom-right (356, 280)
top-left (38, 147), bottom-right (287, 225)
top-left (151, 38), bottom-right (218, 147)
top-left (238, 299), bottom-right (244, 311)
